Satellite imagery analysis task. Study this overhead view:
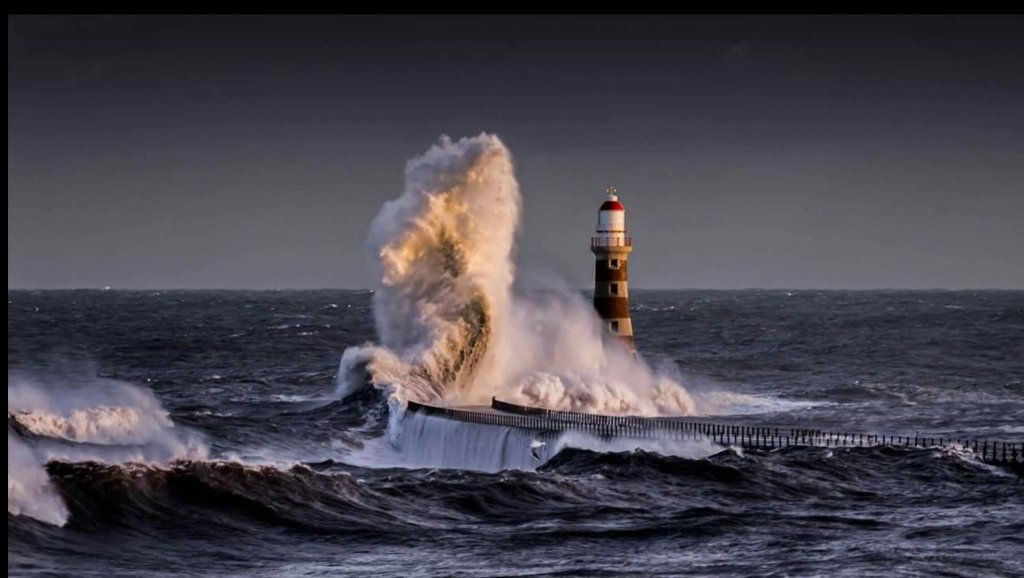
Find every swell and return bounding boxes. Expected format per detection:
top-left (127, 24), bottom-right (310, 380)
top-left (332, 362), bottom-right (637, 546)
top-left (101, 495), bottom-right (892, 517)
top-left (39, 460), bottom-right (399, 535)
top-left (11, 443), bottom-right (1015, 538)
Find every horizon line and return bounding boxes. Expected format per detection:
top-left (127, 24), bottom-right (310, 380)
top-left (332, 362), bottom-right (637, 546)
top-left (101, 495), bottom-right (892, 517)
top-left (7, 287), bottom-right (1024, 292)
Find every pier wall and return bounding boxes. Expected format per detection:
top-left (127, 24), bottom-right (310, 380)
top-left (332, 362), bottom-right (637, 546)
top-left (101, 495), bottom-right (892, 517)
top-left (405, 398), bottom-right (1022, 470)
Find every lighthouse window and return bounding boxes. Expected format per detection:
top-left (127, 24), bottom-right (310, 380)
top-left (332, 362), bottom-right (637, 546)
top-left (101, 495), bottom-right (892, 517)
top-left (610, 320), bottom-right (620, 332)
top-left (608, 259), bottom-right (620, 270)
top-left (610, 283), bottom-right (619, 296)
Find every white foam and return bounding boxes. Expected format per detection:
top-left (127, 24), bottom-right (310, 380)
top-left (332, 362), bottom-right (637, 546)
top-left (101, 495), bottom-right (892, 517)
top-left (694, 390), bottom-right (829, 416)
top-left (551, 430), bottom-right (723, 462)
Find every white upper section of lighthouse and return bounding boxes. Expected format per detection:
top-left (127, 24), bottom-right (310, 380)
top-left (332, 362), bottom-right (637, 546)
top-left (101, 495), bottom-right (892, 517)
top-left (593, 188), bottom-right (629, 247)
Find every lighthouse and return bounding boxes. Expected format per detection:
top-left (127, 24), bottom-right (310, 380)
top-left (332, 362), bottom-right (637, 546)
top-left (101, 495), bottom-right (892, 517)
top-left (591, 187), bottom-right (634, 349)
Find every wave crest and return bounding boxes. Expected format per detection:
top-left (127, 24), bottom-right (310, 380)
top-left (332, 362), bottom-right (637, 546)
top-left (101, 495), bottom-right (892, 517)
top-left (10, 405), bottom-right (173, 445)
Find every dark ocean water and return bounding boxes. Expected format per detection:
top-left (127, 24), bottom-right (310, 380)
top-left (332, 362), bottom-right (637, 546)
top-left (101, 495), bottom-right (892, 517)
top-left (8, 289), bottom-right (1024, 577)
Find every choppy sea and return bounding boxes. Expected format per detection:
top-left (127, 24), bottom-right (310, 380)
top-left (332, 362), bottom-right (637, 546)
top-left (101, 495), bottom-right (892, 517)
top-left (8, 289), bottom-right (1024, 577)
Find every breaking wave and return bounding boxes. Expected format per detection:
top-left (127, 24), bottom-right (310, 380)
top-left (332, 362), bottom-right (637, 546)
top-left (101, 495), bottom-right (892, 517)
top-left (7, 375), bottom-right (207, 526)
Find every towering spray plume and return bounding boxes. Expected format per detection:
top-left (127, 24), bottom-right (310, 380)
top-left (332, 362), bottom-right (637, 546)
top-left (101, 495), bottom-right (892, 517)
top-left (339, 134), bottom-right (519, 403)
top-left (339, 134), bottom-right (695, 416)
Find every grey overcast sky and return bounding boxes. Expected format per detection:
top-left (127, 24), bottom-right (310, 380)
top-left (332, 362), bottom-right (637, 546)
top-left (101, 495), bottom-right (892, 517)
top-left (8, 15), bottom-right (1024, 289)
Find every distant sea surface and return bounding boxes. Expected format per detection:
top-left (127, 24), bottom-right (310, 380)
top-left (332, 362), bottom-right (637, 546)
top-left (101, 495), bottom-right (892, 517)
top-left (8, 290), bottom-right (1024, 577)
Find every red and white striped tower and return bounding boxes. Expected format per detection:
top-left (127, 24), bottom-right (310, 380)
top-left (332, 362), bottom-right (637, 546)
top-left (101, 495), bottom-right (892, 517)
top-left (590, 187), bottom-right (634, 349)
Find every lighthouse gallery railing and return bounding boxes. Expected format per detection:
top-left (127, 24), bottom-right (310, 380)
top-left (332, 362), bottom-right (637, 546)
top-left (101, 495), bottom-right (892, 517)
top-left (591, 237), bottom-right (632, 248)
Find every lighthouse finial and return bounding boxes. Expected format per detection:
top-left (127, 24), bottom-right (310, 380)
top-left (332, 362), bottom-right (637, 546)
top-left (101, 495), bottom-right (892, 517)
top-left (605, 186), bottom-right (618, 200)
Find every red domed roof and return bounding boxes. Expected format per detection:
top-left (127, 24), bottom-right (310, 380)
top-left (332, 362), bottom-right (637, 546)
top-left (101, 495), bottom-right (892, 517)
top-left (599, 199), bottom-right (624, 211)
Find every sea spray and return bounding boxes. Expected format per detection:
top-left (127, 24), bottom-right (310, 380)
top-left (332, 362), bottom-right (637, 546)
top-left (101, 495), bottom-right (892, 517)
top-left (8, 376), bottom-right (206, 457)
top-left (499, 287), bottom-right (696, 415)
top-left (339, 133), bottom-right (696, 416)
top-left (10, 405), bottom-right (172, 446)
top-left (9, 376), bottom-right (175, 444)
